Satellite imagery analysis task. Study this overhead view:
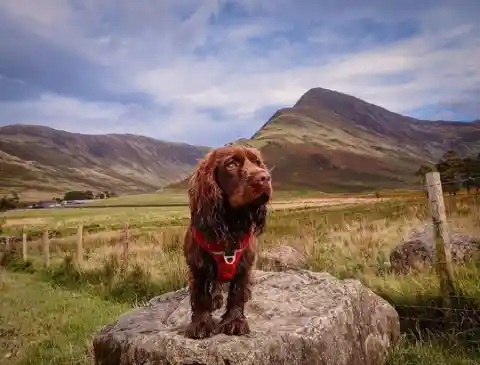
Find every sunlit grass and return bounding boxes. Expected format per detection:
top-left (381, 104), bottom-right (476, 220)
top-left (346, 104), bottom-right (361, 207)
top-left (1, 193), bottom-right (479, 364)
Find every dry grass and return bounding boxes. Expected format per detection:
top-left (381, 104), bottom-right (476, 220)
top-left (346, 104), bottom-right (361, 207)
top-left (1, 193), bottom-right (390, 238)
top-left (1, 193), bottom-right (479, 365)
top-left (1, 205), bottom-right (189, 238)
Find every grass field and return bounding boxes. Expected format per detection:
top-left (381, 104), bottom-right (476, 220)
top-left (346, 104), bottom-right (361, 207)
top-left (1, 191), bottom-right (479, 365)
top-left (0, 189), bottom-right (393, 239)
top-left (81, 188), bottom-right (424, 207)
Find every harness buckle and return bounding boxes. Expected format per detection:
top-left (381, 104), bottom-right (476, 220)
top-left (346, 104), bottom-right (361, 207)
top-left (224, 253), bottom-right (236, 264)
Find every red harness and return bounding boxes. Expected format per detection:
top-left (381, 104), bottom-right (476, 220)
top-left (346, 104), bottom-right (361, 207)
top-left (193, 227), bottom-right (253, 282)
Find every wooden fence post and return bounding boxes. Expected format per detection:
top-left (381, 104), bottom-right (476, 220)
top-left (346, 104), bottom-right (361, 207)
top-left (76, 224), bottom-right (83, 266)
top-left (22, 226), bottom-right (27, 262)
top-left (121, 223), bottom-right (129, 271)
top-left (425, 172), bottom-right (456, 306)
top-left (0, 237), bottom-right (12, 266)
top-left (42, 230), bottom-right (50, 268)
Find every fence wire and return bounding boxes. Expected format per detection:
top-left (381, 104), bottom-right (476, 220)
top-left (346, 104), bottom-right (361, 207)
top-left (424, 175), bottom-right (480, 188)
top-left (1, 183), bottom-right (479, 335)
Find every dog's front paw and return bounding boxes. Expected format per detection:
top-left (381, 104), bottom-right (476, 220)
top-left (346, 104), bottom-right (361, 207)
top-left (218, 317), bottom-right (250, 336)
top-left (184, 315), bottom-right (216, 339)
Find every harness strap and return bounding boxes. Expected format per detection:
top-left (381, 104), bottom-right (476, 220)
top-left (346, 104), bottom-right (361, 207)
top-left (193, 227), bottom-right (252, 282)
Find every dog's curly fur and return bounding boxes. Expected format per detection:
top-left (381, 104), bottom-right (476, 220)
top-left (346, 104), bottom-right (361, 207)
top-left (183, 145), bottom-right (272, 339)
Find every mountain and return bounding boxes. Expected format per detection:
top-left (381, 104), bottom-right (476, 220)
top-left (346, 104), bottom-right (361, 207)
top-left (3, 88), bottom-right (480, 198)
top-left (170, 87), bottom-right (480, 192)
top-left (0, 124), bottom-right (210, 200)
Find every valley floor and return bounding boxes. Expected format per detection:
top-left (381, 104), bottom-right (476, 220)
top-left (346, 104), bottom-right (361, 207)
top-left (1, 191), bottom-right (479, 364)
top-left (0, 269), bottom-right (478, 365)
top-left (0, 271), bottom-right (129, 365)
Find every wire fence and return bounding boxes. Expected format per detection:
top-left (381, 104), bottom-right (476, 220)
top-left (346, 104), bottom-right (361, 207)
top-left (424, 175), bottom-right (480, 188)
top-left (1, 172), bottom-right (479, 339)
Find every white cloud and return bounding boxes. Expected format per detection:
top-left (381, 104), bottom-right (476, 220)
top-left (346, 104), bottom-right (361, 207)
top-left (0, 0), bottom-right (72, 26)
top-left (0, 93), bottom-right (129, 131)
top-left (0, 0), bottom-right (479, 146)
top-left (0, 92), bottom-right (251, 146)
top-left (132, 20), bottom-right (480, 119)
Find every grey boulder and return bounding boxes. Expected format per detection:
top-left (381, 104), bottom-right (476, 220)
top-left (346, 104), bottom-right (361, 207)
top-left (93, 270), bottom-right (400, 365)
top-left (390, 223), bottom-right (479, 274)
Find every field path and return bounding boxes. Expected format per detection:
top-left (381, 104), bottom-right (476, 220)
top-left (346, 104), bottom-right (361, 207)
top-left (270, 197), bottom-right (387, 210)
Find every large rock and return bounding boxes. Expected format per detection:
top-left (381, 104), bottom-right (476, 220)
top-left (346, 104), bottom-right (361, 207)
top-left (390, 223), bottom-right (480, 274)
top-left (93, 270), bottom-right (400, 365)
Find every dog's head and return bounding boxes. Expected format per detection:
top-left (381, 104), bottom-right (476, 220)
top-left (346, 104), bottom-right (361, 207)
top-left (188, 145), bottom-right (272, 238)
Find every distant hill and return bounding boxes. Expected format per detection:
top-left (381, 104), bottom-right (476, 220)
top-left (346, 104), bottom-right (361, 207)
top-left (169, 87), bottom-right (480, 192)
top-left (3, 88), bottom-right (480, 198)
top-left (0, 124), bottom-right (210, 200)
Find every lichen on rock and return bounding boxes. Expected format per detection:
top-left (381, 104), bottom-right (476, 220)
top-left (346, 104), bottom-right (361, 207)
top-left (93, 270), bottom-right (400, 365)
top-left (390, 223), bottom-right (479, 274)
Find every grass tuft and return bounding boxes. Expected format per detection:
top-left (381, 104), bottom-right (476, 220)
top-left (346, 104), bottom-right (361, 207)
top-left (1, 193), bottom-right (479, 364)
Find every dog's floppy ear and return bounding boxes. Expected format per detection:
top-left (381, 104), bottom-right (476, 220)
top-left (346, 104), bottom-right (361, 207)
top-left (251, 204), bottom-right (267, 236)
top-left (188, 150), bottom-right (227, 238)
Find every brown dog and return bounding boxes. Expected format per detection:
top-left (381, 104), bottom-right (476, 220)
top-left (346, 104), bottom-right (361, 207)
top-left (183, 145), bottom-right (272, 339)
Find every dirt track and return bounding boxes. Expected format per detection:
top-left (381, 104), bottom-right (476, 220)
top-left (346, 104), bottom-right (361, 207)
top-left (270, 197), bottom-right (387, 210)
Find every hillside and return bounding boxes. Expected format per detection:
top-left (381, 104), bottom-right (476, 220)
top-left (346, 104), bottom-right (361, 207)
top-left (0, 125), bottom-right (210, 200)
top-left (170, 87), bottom-right (480, 192)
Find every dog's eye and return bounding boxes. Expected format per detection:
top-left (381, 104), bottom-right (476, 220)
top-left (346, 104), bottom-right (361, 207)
top-left (255, 159), bottom-right (262, 166)
top-left (225, 160), bottom-right (237, 169)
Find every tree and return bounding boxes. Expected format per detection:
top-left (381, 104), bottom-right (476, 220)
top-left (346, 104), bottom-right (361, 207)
top-left (415, 150), bottom-right (480, 196)
top-left (10, 191), bottom-right (19, 204)
top-left (462, 153), bottom-right (480, 193)
top-left (103, 190), bottom-right (117, 198)
top-left (415, 164), bottom-right (434, 196)
top-left (64, 190), bottom-right (95, 201)
top-left (436, 151), bottom-right (464, 195)
top-left (0, 196), bottom-right (17, 212)
top-left (415, 164), bottom-right (434, 180)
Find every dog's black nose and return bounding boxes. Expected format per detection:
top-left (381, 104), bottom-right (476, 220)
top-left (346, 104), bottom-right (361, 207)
top-left (255, 171), bottom-right (271, 184)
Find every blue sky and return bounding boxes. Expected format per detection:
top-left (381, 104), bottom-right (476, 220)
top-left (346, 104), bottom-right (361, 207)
top-left (0, 0), bottom-right (479, 147)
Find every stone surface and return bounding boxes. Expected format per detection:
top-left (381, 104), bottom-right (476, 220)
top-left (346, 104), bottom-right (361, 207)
top-left (390, 223), bottom-right (480, 274)
top-left (258, 245), bottom-right (306, 270)
top-left (93, 270), bottom-right (400, 365)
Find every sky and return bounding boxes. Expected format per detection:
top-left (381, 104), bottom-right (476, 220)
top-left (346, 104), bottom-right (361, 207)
top-left (0, 0), bottom-right (479, 147)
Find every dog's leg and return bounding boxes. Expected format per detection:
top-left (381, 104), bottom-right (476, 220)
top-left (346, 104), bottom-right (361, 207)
top-left (184, 269), bottom-right (216, 339)
top-left (211, 281), bottom-right (224, 311)
top-left (218, 265), bottom-right (252, 336)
